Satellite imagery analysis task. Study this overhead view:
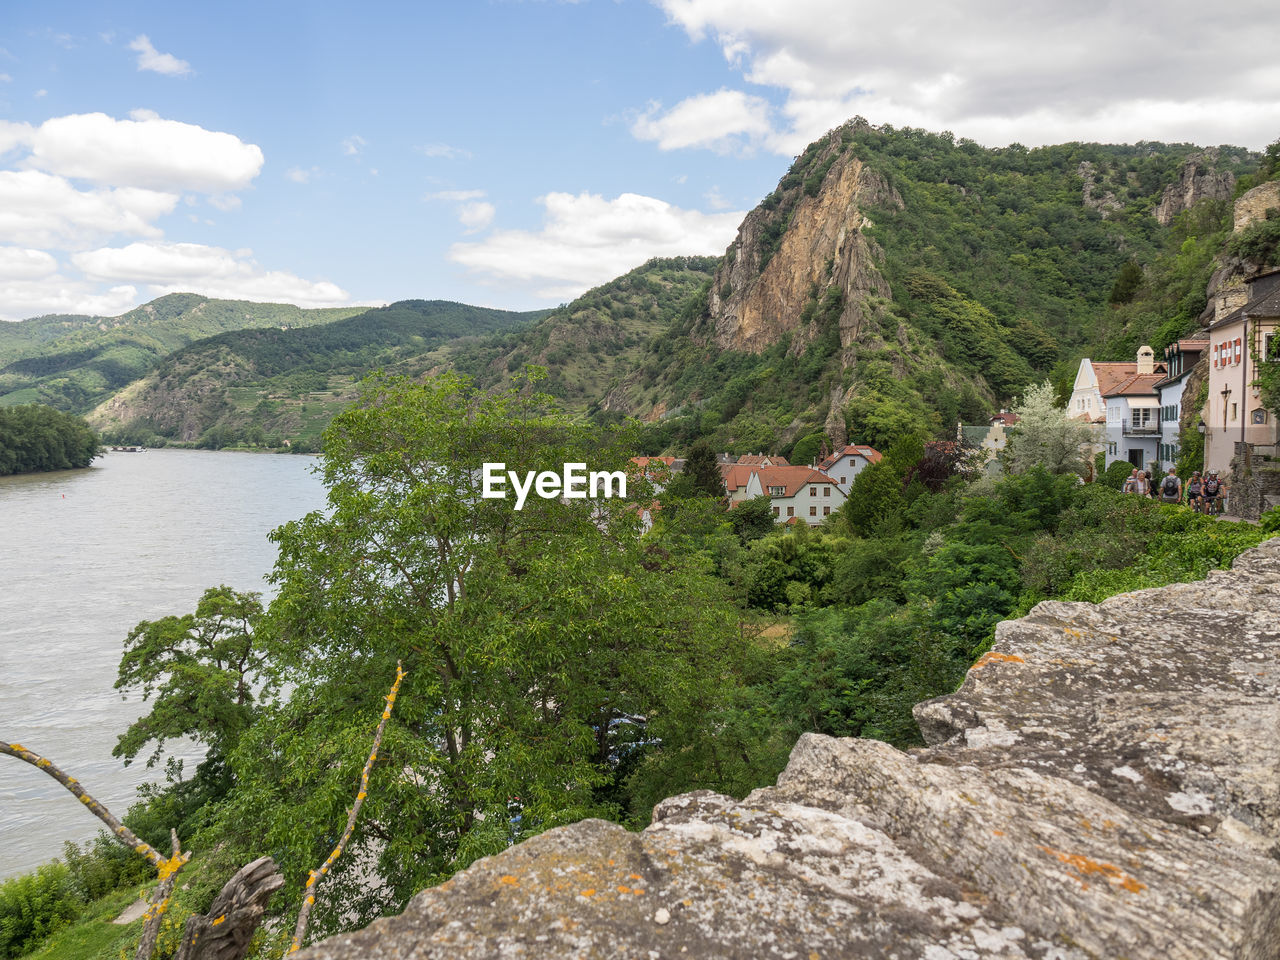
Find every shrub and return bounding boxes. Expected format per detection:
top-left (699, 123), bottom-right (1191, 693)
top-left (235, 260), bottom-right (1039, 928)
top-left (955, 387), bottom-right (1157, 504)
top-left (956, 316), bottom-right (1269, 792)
top-left (0, 862), bottom-right (79, 958)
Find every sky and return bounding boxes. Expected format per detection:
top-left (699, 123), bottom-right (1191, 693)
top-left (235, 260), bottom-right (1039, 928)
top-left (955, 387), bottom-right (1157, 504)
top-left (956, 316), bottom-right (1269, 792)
top-left (2, 0), bottom-right (1279, 322)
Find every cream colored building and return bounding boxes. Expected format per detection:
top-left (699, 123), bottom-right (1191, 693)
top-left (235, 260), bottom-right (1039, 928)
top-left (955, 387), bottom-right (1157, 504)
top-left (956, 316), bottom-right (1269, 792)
top-left (1204, 269), bottom-right (1280, 476)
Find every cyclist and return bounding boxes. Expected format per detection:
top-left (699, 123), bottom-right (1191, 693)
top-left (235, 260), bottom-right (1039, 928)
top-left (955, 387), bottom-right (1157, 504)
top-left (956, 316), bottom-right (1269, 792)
top-left (1185, 471), bottom-right (1203, 511)
top-left (1202, 472), bottom-right (1223, 514)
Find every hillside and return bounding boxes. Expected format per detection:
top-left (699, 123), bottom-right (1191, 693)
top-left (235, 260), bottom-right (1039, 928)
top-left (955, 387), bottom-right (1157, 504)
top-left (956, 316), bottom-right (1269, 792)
top-left (441, 256), bottom-right (719, 409)
top-left (0, 295), bottom-right (365, 413)
top-left (590, 122), bottom-right (1258, 456)
top-left (88, 300), bottom-right (540, 447)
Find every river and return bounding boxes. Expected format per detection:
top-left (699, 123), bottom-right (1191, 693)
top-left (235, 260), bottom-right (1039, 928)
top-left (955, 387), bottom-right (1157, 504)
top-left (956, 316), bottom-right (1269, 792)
top-left (0, 448), bottom-right (328, 878)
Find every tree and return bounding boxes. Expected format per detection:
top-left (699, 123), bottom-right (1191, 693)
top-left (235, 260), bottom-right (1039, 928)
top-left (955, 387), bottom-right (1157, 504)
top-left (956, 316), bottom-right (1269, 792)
top-left (1000, 380), bottom-right (1099, 476)
top-left (216, 373), bottom-right (750, 936)
top-left (669, 438), bottom-right (724, 500)
top-left (114, 586), bottom-right (266, 770)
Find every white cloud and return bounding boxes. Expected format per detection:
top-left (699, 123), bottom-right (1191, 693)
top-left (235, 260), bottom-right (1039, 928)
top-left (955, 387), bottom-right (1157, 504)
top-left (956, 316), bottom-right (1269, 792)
top-left (449, 191), bottom-right (743, 299)
top-left (0, 170), bottom-right (176, 248)
top-left (285, 166), bottom-right (320, 184)
top-left (632, 88), bottom-right (772, 153)
top-left (0, 246), bottom-right (57, 280)
top-left (0, 279), bottom-right (138, 321)
top-left (419, 142), bottom-right (471, 160)
top-left (6, 113), bottom-right (262, 193)
top-left (129, 35), bottom-right (191, 76)
top-left (0, 74), bottom-right (11, 83)
top-left (650, 0), bottom-right (1280, 150)
top-left (704, 186), bottom-right (732, 210)
top-left (425, 189), bottom-right (486, 202)
top-left (457, 201), bottom-right (495, 232)
top-left (207, 194), bottom-right (241, 212)
top-left (342, 134), bottom-right (366, 156)
top-left (72, 241), bottom-right (351, 307)
top-left (34, 89), bottom-right (46, 99)
top-left (426, 190), bottom-right (496, 232)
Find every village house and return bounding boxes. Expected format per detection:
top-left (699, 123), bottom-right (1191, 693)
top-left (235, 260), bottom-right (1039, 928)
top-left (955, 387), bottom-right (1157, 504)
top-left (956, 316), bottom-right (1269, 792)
top-left (735, 454), bottom-right (790, 467)
top-left (1203, 268), bottom-right (1280, 476)
top-left (1068, 346), bottom-right (1167, 470)
top-left (1153, 337), bottom-right (1207, 471)
top-left (815, 444), bottom-right (882, 493)
top-left (956, 412), bottom-right (1019, 473)
top-left (720, 462), bottom-right (845, 524)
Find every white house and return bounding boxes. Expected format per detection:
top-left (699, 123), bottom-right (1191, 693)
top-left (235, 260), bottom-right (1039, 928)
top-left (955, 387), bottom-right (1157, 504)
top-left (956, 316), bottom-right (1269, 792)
top-left (1154, 337), bottom-right (1207, 471)
top-left (721, 463), bottom-right (845, 524)
top-left (816, 444), bottom-right (882, 494)
top-left (1069, 346), bottom-right (1167, 470)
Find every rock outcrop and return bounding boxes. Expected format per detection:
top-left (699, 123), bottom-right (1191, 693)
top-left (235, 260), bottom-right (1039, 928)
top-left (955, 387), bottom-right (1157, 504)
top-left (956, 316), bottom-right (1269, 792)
top-left (707, 128), bottom-right (901, 360)
top-left (1155, 150), bottom-right (1237, 226)
top-left (301, 539), bottom-right (1280, 959)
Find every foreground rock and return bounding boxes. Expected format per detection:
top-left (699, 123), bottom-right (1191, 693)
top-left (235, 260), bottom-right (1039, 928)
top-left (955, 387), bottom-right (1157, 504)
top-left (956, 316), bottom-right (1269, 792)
top-left (301, 539), bottom-right (1280, 960)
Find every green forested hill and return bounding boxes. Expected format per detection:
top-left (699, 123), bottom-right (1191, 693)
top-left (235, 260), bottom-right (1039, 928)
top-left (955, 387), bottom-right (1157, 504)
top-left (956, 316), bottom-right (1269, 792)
top-left (89, 300), bottom-right (540, 447)
top-left (442, 256), bottom-right (718, 409)
top-left (585, 124), bottom-right (1261, 457)
top-left (0, 294), bottom-right (365, 412)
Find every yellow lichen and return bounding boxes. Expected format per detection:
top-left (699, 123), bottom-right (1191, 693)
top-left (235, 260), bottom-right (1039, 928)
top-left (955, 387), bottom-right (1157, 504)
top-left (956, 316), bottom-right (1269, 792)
top-left (1037, 845), bottom-right (1146, 894)
top-left (971, 651), bottom-right (1026, 670)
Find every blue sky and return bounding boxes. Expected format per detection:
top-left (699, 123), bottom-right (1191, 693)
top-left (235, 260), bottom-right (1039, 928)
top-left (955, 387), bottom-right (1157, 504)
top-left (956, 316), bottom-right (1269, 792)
top-left (2, 0), bottom-right (1278, 321)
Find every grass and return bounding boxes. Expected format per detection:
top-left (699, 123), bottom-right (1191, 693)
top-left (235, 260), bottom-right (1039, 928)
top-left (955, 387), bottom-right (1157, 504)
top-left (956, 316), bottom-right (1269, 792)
top-left (24, 885), bottom-right (150, 960)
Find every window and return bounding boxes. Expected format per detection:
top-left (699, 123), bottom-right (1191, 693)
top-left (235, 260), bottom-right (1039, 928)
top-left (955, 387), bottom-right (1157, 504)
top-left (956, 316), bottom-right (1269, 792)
top-left (840, 476), bottom-right (846, 485)
top-left (1266, 333), bottom-right (1280, 362)
top-left (809, 505), bottom-right (817, 516)
top-left (1231, 402), bottom-right (1238, 421)
top-left (823, 486), bottom-right (831, 496)
top-left (823, 506), bottom-right (830, 516)
top-left (787, 506), bottom-right (794, 517)
top-left (768, 485), bottom-right (785, 496)
top-left (772, 506), bottom-right (779, 517)
top-left (809, 485), bottom-right (817, 496)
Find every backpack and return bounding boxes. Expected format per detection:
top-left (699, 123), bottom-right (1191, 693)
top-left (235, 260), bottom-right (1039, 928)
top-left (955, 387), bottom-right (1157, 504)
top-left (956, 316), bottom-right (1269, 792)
top-left (1162, 475), bottom-right (1179, 496)
top-left (1204, 478), bottom-right (1220, 496)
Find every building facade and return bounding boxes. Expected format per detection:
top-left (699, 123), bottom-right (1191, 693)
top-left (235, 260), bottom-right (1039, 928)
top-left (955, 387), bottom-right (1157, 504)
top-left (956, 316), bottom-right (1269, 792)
top-left (1204, 269), bottom-right (1280, 476)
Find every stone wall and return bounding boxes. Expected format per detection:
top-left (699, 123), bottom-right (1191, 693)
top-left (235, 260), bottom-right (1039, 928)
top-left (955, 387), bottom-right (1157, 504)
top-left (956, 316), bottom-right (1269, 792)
top-left (301, 539), bottom-right (1280, 960)
top-left (1229, 446), bottom-right (1280, 520)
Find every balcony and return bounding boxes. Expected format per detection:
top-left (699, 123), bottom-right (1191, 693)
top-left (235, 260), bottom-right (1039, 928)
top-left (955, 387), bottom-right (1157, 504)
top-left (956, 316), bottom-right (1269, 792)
top-left (1121, 418), bottom-right (1159, 437)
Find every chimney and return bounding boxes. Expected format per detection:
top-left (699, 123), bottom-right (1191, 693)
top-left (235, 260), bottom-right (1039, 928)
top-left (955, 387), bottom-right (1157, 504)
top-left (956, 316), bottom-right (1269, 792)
top-left (1136, 345), bottom-right (1154, 375)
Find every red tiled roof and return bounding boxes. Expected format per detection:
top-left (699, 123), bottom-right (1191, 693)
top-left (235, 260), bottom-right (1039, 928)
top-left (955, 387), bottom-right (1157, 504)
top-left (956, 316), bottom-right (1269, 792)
top-left (752, 465), bottom-right (841, 498)
top-left (736, 454), bottom-right (789, 466)
top-left (1103, 372), bottom-right (1165, 398)
top-left (631, 456), bottom-right (676, 468)
top-left (817, 444), bottom-right (882, 470)
top-left (990, 412), bottom-right (1019, 425)
top-left (719, 463), bottom-right (760, 492)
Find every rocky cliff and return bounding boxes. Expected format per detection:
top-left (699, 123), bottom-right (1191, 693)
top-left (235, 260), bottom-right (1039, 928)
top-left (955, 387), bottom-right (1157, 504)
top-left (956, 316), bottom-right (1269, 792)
top-left (299, 537), bottom-right (1280, 960)
top-left (707, 125), bottom-right (901, 361)
top-left (1154, 150), bottom-right (1237, 226)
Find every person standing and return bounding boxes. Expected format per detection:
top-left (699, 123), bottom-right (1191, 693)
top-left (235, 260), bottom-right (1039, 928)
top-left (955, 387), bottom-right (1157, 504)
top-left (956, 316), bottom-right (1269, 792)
top-left (1159, 467), bottom-right (1181, 504)
top-left (1134, 470), bottom-right (1150, 497)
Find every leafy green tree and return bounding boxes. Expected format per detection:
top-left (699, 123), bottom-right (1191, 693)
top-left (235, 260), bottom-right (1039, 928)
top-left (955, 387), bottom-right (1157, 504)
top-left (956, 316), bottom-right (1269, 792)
top-left (0, 404), bottom-right (99, 475)
top-left (217, 373), bottom-right (749, 936)
top-left (1001, 380), bottom-right (1099, 475)
top-left (114, 586), bottom-right (266, 769)
top-left (669, 438), bottom-right (724, 500)
top-left (1108, 259), bottom-right (1144, 304)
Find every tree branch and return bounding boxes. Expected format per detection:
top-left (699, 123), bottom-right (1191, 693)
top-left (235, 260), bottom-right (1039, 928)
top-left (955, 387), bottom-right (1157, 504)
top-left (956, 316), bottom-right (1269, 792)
top-left (1, 741), bottom-right (190, 960)
top-left (288, 660), bottom-right (406, 953)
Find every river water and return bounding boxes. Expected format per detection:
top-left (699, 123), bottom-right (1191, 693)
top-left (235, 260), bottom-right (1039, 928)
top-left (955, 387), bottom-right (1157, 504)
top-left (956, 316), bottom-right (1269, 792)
top-left (0, 449), bottom-right (328, 878)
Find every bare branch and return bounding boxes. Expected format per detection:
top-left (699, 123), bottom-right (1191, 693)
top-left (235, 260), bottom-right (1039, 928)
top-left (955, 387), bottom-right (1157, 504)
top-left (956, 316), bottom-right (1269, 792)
top-left (1, 741), bottom-right (190, 960)
top-left (288, 660), bottom-right (406, 953)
